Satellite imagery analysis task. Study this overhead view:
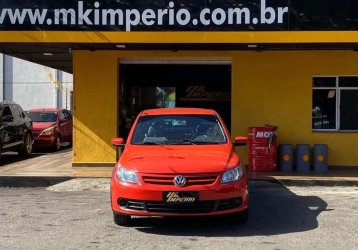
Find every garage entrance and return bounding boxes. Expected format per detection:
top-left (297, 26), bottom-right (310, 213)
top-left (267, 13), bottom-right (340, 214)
top-left (118, 62), bottom-right (232, 140)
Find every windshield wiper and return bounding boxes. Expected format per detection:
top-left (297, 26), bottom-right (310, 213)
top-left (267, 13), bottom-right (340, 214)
top-left (166, 139), bottom-right (220, 145)
top-left (142, 142), bottom-right (162, 145)
top-left (191, 140), bottom-right (220, 144)
top-left (166, 139), bottom-right (196, 145)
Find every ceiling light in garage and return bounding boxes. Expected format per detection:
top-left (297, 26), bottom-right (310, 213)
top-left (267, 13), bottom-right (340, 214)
top-left (116, 45), bottom-right (126, 48)
top-left (43, 53), bottom-right (53, 55)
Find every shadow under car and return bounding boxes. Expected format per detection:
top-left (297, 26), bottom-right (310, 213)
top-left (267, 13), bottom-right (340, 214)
top-left (117, 180), bottom-right (329, 237)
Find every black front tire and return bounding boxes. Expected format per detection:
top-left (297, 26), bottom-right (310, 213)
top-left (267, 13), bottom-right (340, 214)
top-left (113, 212), bottom-right (131, 226)
top-left (18, 133), bottom-right (33, 157)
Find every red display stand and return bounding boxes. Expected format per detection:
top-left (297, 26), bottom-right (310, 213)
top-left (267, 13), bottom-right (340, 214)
top-left (248, 126), bottom-right (278, 172)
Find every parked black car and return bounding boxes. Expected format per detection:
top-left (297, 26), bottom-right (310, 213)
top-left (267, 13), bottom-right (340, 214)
top-left (0, 101), bottom-right (34, 158)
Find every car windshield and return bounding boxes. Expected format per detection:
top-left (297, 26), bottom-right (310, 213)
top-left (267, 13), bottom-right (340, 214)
top-left (27, 112), bottom-right (58, 122)
top-left (130, 114), bottom-right (227, 145)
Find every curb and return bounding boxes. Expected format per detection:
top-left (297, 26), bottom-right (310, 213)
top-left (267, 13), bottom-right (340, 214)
top-left (0, 176), bottom-right (74, 188)
top-left (0, 176), bottom-right (357, 188)
top-left (276, 179), bottom-right (358, 187)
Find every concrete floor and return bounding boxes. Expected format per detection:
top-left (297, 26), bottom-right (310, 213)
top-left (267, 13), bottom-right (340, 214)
top-left (1, 181), bottom-right (357, 250)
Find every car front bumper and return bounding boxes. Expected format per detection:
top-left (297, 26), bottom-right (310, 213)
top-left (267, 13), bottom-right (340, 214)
top-left (111, 173), bottom-right (249, 217)
top-left (33, 135), bottom-right (55, 147)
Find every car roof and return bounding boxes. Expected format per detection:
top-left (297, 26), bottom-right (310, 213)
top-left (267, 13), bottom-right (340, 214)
top-left (0, 101), bottom-right (18, 106)
top-left (27, 108), bottom-right (63, 112)
top-left (139, 108), bottom-right (218, 116)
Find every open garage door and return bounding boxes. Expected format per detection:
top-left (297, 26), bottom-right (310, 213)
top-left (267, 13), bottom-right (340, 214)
top-left (118, 60), bottom-right (232, 139)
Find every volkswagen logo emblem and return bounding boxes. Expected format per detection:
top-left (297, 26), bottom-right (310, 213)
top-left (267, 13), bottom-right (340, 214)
top-left (174, 175), bottom-right (186, 187)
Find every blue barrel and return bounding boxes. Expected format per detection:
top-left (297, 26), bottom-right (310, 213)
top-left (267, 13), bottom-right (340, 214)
top-left (313, 144), bottom-right (328, 172)
top-left (278, 144), bottom-right (293, 171)
top-left (296, 144), bottom-right (311, 172)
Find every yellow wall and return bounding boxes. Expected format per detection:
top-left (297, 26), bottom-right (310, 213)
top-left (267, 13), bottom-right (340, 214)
top-left (72, 50), bottom-right (232, 164)
top-left (73, 51), bottom-right (118, 163)
top-left (74, 50), bottom-right (358, 166)
top-left (232, 51), bottom-right (358, 167)
top-left (4, 31), bottom-right (358, 44)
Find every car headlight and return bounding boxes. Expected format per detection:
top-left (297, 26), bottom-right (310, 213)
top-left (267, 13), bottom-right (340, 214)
top-left (221, 163), bottom-right (244, 183)
top-left (116, 166), bottom-right (139, 184)
top-left (40, 127), bottom-right (54, 136)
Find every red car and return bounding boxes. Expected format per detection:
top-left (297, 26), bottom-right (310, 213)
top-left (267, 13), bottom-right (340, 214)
top-left (26, 108), bottom-right (73, 151)
top-left (110, 108), bottom-right (249, 226)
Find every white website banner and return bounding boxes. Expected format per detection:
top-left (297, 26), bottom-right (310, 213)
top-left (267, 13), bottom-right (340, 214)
top-left (0, 0), bottom-right (290, 31)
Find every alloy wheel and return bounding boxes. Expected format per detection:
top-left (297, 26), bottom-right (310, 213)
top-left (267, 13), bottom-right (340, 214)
top-left (55, 136), bottom-right (61, 150)
top-left (25, 134), bottom-right (32, 154)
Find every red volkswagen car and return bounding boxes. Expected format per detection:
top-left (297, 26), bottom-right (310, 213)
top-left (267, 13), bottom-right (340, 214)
top-left (26, 108), bottom-right (73, 151)
top-left (110, 108), bottom-right (249, 226)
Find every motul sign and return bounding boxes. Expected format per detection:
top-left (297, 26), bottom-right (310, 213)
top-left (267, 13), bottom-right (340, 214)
top-left (256, 131), bottom-right (274, 138)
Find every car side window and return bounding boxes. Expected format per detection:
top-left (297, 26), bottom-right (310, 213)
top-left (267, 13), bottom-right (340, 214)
top-left (65, 112), bottom-right (73, 120)
top-left (9, 105), bottom-right (22, 120)
top-left (17, 105), bottom-right (26, 118)
top-left (60, 112), bottom-right (66, 120)
top-left (3, 105), bottom-right (14, 118)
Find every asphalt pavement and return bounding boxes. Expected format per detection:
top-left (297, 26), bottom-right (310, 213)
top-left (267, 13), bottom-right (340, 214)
top-left (0, 180), bottom-right (357, 250)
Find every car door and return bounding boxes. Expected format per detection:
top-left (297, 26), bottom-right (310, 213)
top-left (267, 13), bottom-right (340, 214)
top-left (0, 105), bottom-right (17, 145)
top-left (9, 104), bottom-right (26, 142)
top-left (59, 110), bottom-right (69, 140)
top-left (63, 110), bottom-right (73, 142)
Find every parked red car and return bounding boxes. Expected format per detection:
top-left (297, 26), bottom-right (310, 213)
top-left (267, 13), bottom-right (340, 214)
top-left (26, 108), bottom-right (73, 151)
top-left (110, 108), bottom-right (249, 226)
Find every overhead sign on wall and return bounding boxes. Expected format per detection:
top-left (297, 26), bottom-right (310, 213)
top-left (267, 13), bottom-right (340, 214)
top-left (0, 0), bottom-right (357, 32)
top-left (180, 86), bottom-right (231, 102)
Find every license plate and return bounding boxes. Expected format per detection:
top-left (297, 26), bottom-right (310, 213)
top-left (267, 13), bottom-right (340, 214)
top-left (163, 191), bottom-right (199, 203)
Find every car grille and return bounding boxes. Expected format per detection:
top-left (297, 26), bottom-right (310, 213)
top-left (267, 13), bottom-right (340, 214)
top-left (141, 174), bottom-right (218, 186)
top-left (32, 130), bottom-right (41, 137)
top-left (119, 198), bottom-right (242, 214)
top-left (146, 201), bottom-right (215, 213)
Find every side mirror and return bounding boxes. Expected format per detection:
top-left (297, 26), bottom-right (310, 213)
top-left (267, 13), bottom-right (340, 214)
top-left (233, 136), bottom-right (248, 146)
top-left (2, 115), bottom-right (14, 122)
top-left (111, 138), bottom-right (125, 147)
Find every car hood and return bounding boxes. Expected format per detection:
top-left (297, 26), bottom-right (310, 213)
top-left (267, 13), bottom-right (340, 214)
top-left (32, 122), bottom-right (57, 131)
top-left (119, 144), bottom-right (239, 174)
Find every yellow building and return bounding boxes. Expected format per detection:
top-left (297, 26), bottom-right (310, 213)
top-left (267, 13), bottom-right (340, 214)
top-left (2, 0), bottom-right (358, 169)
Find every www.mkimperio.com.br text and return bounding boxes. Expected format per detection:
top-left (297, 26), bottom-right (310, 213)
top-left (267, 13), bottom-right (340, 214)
top-left (0, 0), bottom-right (288, 31)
